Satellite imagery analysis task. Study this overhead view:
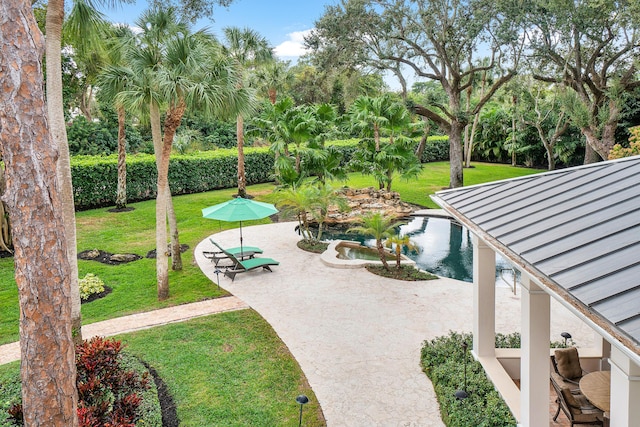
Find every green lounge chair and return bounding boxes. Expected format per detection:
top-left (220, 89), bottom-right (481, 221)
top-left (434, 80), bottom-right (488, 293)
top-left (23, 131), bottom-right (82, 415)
top-left (222, 250), bottom-right (279, 282)
top-left (203, 239), bottom-right (263, 266)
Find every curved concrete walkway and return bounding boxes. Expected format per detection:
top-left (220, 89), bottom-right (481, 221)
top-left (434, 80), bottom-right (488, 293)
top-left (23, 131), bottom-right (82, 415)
top-left (195, 222), bottom-right (597, 427)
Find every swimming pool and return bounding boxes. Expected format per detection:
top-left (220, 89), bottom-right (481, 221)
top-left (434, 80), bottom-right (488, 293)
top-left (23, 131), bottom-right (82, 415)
top-left (321, 216), bottom-right (519, 285)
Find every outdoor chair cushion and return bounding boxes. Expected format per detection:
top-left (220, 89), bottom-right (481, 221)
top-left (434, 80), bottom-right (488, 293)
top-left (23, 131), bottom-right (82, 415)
top-left (555, 347), bottom-right (583, 380)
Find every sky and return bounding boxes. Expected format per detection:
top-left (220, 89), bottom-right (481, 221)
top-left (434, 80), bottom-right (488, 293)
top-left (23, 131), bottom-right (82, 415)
top-left (102, 0), bottom-right (339, 61)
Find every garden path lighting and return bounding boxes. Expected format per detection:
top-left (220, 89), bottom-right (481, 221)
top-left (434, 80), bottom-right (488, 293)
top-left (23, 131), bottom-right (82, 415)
top-left (454, 341), bottom-right (469, 400)
top-left (561, 332), bottom-right (572, 347)
top-left (296, 394), bottom-right (309, 427)
top-left (214, 268), bottom-right (221, 290)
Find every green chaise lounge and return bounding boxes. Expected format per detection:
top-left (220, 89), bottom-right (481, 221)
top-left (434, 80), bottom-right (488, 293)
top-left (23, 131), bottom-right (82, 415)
top-left (203, 238), bottom-right (263, 266)
top-left (222, 250), bottom-right (279, 282)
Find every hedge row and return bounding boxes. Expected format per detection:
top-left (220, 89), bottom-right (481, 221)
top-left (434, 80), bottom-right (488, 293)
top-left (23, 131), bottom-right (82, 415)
top-left (71, 148), bottom-right (274, 210)
top-left (70, 137), bottom-right (450, 210)
top-left (420, 331), bottom-right (517, 426)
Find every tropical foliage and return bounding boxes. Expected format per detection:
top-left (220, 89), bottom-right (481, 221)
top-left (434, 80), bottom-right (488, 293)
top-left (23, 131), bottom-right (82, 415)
top-left (347, 212), bottom-right (404, 270)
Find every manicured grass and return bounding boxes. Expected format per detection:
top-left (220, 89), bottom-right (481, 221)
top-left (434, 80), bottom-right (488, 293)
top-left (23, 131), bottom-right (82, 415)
top-left (118, 311), bottom-right (324, 427)
top-left (339, 161), bottom-right (544, 208)
top-left (0, 311), bottom-right (325, 427)
top-left (0, 184), bottom-right (276, 345)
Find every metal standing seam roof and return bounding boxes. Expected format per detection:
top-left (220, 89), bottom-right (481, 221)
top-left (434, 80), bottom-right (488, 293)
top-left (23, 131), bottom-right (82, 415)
top-left (431, 155), bottom-right (640, 362)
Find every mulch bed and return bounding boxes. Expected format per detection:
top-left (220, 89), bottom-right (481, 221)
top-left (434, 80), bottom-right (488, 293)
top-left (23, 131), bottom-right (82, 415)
top-left (78, 249), bottom-right (143, 265)
top-left (81, 286), bottom-right (113, 304)
top-left (107, 206), bottom-right (136, 213)
top-left (140, 360), bottom-right (179, 427)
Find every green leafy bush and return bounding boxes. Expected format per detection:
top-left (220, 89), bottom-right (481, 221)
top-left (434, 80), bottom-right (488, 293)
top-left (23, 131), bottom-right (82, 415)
top-left (67, 116), bottom-right (145, 156)
top-left (421, 331), bottom-right (517, 427)
top-left (79, 273), bottom-right (105, 300)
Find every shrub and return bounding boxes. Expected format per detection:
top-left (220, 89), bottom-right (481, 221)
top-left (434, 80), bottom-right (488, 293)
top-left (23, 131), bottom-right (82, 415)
top-left (75, 338), bottom-right (152, 427)
top-left (421, 331), bottom-right (517, 427)
top-left (4, 338), bottom-right (153, 427)
top-left (79, 273), bottom-right (105, 301)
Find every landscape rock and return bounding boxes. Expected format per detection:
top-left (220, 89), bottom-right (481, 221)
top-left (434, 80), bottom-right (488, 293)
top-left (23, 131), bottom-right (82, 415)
top-left (325, 187), bottom-right (414, 224)
top-left (110, 253), bottom-right (141, 263)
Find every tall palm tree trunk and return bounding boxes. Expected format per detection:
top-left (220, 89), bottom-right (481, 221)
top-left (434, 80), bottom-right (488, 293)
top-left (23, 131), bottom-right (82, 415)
top-left (163, 101), bottom-right (187, 270)
top-left (237, 114), bottom-right (247, 198)
top-left (150, 103), bottom-right (182, 274)
top-left (151, 103), bottom-right (169, 299)
top-left (46, 0), bottom-right (82, 343)
top-left (115, 105), bottom-right (127, 209)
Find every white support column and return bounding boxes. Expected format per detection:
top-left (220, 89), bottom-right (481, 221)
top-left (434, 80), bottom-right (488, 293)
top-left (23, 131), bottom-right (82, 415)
top-left (472, 235), bottom-right (495, 357)
top-left (609, 346), bottom-right (640, 426)
top-left (519, 275), bottom-right (550, 427)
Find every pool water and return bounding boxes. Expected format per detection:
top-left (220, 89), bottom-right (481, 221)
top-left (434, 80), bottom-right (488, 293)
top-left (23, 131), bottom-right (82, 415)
top-left (321, 216), bottom-right (519, 284)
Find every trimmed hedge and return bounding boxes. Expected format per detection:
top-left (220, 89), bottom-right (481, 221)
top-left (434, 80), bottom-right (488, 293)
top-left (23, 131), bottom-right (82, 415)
top-left (326, 136), bottom-right (449, 164)
top-left (421, 331), bottom-right (517, 426)
top-left (421, 331), bottom-right (570, 426)
top-left (69, 136), bottom-right (449, 210)
top-left (71, 148), bottom-right (274, 210)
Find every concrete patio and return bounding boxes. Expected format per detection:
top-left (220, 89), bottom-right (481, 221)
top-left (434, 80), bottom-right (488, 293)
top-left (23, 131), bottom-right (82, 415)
top-left (195, 220), bottom-right (598, 426)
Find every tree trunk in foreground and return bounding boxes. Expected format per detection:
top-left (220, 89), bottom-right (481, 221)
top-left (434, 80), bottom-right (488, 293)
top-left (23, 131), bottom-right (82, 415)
top-left (0, 1), bottom-right (79, 424)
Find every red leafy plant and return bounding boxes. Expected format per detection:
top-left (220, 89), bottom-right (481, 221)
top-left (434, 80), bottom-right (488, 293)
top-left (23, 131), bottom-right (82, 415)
top-left (9, 337), bottom-right (149, 427)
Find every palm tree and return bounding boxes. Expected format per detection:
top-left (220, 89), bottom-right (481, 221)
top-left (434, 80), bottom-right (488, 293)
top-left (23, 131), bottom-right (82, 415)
top-left (276, 183), bottom-right (348, 242)
top-left (121, 7), bottom-right (250, 299)
top-left (221, 27), bottom-right (273, 198)
top-left (97, 25), bottom-right (136, 210)
top-left (349, 95), bottom-right (392, 151)
top-left (46, 0), bottom-right (86, 343)
top-left (63, 0), bottom-right (111, 121)
top-left (275, 185), bottom-right (317, 241)
top-left (385, 234), bottom-right (418, 271)
top-left (253, 59), bottom-right (293, 105)
top-left (350, 138), bottom-right (422, 191)
top-left (306, 184), bottom-right (348, 243)
top-left (348, 212), bottom-right (403, 270)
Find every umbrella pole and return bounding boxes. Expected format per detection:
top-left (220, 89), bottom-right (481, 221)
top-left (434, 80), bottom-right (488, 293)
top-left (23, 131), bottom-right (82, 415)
top-left (239, 221), bottom-right (244, 257)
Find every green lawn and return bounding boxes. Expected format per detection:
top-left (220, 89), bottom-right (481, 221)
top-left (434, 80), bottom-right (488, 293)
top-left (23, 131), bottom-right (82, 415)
top-left (0, 310), bottom-right (325, 426)
top-left (338, 161), bottom-right (544, 208)
top-left (118, 311), bottom-right (324, 427)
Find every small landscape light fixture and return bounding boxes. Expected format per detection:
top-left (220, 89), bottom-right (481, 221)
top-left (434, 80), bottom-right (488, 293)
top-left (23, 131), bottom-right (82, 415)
top-left (296, 394), bottom-right (309, 427)
top-left (454, 341), bottom-right (469, 400)
top-left (214, 268), bottom-right (221, 290)
top-left (561, 332), bottom-right (572, 347)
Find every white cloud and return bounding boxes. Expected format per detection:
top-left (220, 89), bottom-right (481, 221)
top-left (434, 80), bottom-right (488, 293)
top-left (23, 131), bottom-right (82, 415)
top-left (274, 29), bottom-right (313, 58)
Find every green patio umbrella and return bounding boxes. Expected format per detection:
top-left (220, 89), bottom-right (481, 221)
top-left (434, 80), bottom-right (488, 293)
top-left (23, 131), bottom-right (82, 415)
top-left (202, 197), bottom-right (278, 255)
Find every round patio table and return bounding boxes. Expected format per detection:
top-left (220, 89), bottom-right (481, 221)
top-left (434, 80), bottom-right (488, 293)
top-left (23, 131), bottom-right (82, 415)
top-left (579, 370), bottom-right (611, 413)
